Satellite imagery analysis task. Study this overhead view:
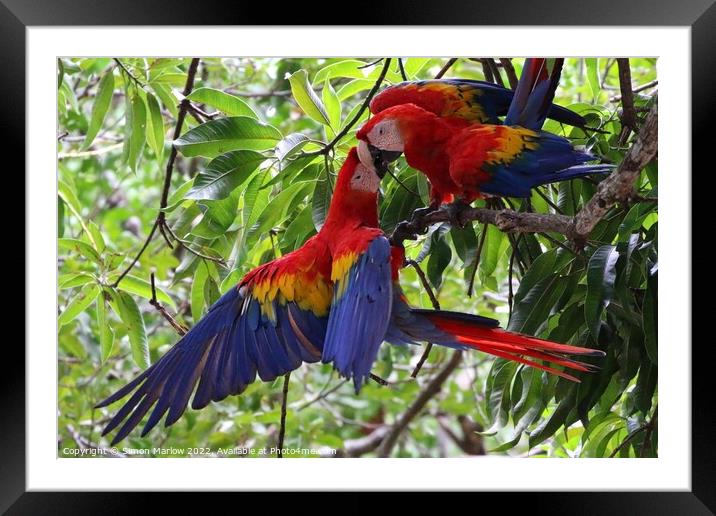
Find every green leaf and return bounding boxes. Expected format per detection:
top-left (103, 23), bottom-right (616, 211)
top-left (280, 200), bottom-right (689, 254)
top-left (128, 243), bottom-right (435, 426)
top-left (174, 116), bottom-right (281, 158)
top-left (512, 249), bottom-right (557, 305)
top-left (312, 59), bottom-right (367, 85)
top-left (585, 58), bottom-right (600, 101)
top-left (508, 273), bottom-right (566, 335)
top-left (336, 79), bottom-right (375, 101)
top-left (485, 360), bottom-right (518, 429)
top-left (128, 92), bottom-right (147, 171)
top-left (145, 91), bottom-right (165, 162)
top-left (111, 290), bottom-right (149, 368)
top-left (186, 87), bottom-right (258, 118)
top-left (96, 291), bottom-right (115, 363)
top-left (287, 69), bottom-right (331, 126)
top-left (529, 388), bottom-right (577, 448)
top-left (185, 150), bottom-right (264, 200)
top-left (83, 70), bottom-right (114, 149)
top-left (643, 269), bottom-right (657, 364)
top-left (322, 78), bottom-right (341, 129)
top-left (59, 272), bottom-right (95, 289)
top-left (275, 133), bottom-right (310, 161)
top-left (426, 229), bottom-right (452, 290)
top-left (58, 238), bottom-right (101, 265)
top-left (58, 196), bottom-right (65, 238)
top-left (585, 245), bottom-right (620, 338)
top-left (192, 188), bottom-right (242, 238)
top-left (115, 274), bottom-right (177, 310)
top-left (311, 174), bottom-right (332, 231)
top-left (479, 224), bottom-right (508, 279)
top-left (249, 182), bottom-right (313, 238)
top-left (88, 221), bottom-right (106, 254)
top-left (191, 263), bottom-right (209, 322)
top-left (403, 58), bottom-right (432, 79)
top-left (58, 283), bottom-right (101, 327)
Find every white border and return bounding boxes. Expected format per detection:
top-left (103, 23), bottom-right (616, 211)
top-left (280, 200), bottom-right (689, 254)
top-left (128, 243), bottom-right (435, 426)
top-left (29, 27), bottom-right (690, 490)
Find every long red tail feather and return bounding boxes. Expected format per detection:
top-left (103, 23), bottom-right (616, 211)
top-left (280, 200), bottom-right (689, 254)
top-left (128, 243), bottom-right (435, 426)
top-left (427, 313), bottom-right (604, 382)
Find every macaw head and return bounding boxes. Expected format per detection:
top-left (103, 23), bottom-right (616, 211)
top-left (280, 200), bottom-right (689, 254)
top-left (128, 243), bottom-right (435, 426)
top-left (356, 103), bottom-right (435, 177)
top-left (324, 147), bottom-right (383, 229)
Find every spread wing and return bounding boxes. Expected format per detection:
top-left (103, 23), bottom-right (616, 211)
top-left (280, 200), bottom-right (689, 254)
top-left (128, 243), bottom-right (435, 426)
top-left (370, 78), bottom-right (585, 128)
top-left (95, 241), bottom-right (331, 445)
top-left (322, 234), bottom-right (392, 392)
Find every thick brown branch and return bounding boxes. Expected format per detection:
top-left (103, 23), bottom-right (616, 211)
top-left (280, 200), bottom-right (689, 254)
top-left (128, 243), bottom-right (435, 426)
top-left (390, 206), bottom-right (573, 248)
top-left (376, 351), bottom-right (463, 457)
top-left (328, 426), bottom-right (390, 458)
top-left (571, 101), bottom-right (658, 242)
top-left (617, 58), bottom-right (638, 143)
top-left (499, 58), bottom-right (519, 89)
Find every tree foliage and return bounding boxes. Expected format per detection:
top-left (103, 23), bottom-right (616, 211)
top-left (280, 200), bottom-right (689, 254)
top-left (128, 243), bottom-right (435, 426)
top-left (58, 57), bottom-right (657, 458)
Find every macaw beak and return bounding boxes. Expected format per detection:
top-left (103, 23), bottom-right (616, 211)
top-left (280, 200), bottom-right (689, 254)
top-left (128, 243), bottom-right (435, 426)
top-left (368, 144), bottom-right (402, 179)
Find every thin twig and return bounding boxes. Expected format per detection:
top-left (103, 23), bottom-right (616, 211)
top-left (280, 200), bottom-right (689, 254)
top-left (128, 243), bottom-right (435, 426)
top-left (406, 259), bottom-right (441, 378)
top-left (435, 58), bottom-right (457, 79)
top-left (616, 58), bottom-right (638, 144)
top-left (609, 405), bottom-right (658, 458)
top-left (300, 58), bottom-right (392, 158)
top-left (277, 372), bottom-right (291, 458)
top-left (149, 272), bottom-right (188, 335)
top-left (113, 58), bottom-right (146, 90)
top-left (610, 80), bottom-right (658, 102)
top-left (499, 58), bottom-right (519, 89)
top-left (398, 58), bottom-right (408, 81)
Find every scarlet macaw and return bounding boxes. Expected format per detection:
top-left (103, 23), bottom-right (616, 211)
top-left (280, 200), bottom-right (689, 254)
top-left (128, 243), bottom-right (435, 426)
top-left (97, 148), bottom-right (602, 445)
top-left (356, 58), bottom-right (612, 210)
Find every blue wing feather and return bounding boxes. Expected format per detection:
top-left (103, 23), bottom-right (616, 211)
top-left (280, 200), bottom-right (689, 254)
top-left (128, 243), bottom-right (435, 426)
top-left (481, 132), bottom-right (613, 198)
top-left (96, 285), bottom-right (327, 445)
top-left (322, 236), bottom-right (392, 392)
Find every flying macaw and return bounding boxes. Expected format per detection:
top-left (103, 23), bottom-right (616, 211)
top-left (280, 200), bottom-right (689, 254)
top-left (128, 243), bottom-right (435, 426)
top-left (356, 58), bottom-right (613, 211)
top-left (96, 148), bottom-right (603, 445)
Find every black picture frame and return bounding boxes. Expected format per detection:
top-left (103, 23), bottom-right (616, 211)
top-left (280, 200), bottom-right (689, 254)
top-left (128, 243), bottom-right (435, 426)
top-left (5, 0), bottom-right (708, 512)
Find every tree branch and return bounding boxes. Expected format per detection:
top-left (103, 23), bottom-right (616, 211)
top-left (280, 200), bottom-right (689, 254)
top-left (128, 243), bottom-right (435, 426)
top-left (435, 58), bottom-right (458, 79)
top-left (571, 101), bottom-right (658, 242)
top-left (389, 100), bottom-right (657, 249)
top-left (277, 372), bottom-right (290, 458)
top-left (499, 58), bottom-right (519, 89)
top-left (616, 58), bottom-right (638, 144)
top-left (376, 350), bottom-right (463, 457)
top-left (300, 58), bottom-right (392, 158)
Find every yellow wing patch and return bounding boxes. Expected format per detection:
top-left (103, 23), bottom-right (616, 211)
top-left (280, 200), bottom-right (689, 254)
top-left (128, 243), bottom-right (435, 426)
top-left (252, 271), bottom-right (332, 320)
top-left (486, 126), bottom-right (539, 164)
top-left (331, 252), bottom-right (358, 300)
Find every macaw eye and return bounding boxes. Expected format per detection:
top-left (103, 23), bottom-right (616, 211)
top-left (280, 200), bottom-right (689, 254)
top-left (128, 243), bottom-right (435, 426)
top-left (355, 175), bottom-right (362, 180)
top-left (378, 127), bottom-right (384, 135)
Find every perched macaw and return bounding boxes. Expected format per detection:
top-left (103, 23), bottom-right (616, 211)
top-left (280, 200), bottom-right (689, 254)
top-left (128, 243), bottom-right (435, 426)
top-left (357, 58), bottom-right (612, 209)
top-left (97, 148), bottom-right (603, 445)
top-left (370, 75), bottom-right (586, 129)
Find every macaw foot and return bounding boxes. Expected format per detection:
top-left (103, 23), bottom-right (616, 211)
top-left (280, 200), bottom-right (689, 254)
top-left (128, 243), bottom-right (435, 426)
top-left (485, 196), bottom-right (506, 210)
top-left (445, 199), bottom-right (473, 228)
top-left (393, 220), bottom-right (419, 242)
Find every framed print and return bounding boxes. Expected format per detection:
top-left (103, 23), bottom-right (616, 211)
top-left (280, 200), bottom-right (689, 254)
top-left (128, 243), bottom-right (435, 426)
top-left (5, 0), bottom-right (710, 511)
